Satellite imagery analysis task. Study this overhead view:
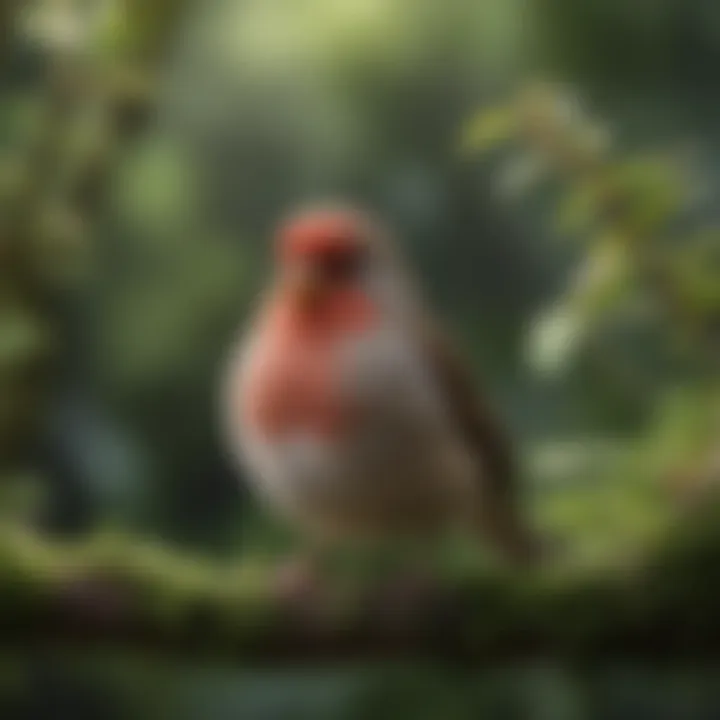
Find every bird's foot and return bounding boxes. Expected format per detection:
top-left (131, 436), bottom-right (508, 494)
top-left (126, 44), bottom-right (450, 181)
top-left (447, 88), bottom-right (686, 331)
top-left (347, 565), bottom-right (448, 640)
top-left (379, 566), bottom-right (438, 602)
top-left (272, 555), bottom-right (324, 607)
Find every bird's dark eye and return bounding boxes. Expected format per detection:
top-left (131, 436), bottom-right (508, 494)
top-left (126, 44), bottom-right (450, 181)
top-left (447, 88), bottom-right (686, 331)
top-left (320, 247), bottom-right (367, 282)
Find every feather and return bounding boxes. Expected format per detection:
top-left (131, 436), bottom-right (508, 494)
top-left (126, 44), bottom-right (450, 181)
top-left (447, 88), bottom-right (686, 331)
top-left (418, 319), bottom-right (539, 564)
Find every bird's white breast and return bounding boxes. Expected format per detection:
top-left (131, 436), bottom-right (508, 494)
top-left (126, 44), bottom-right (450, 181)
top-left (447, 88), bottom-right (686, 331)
top-left (223, 321), bottom-right (474, 536)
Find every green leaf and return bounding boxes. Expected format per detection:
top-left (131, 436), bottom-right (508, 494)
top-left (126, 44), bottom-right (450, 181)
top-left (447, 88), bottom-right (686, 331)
top-left (570, 237), bottom-right (632, 315)
top-left (526, 239), bottom-right (632, 375)
top-left (0, 309), bottom-right (50, 369)
top-left (605, 156), bottom-right (684, 237)
top-left (671, 232), bottom-right (720, 313)
top-left (643, 384), bottom-right (720, 474)
top-left (496, 152), bottom-right (548, 198)
top-left (458, 105), bottom-right (516, 155)
top-left (526, 302), bottom-right (586, 376)
top-left (554, 178), bottom-right (606, 236)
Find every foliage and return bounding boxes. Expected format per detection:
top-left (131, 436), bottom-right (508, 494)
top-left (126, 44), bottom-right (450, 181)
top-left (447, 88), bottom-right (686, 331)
top-left (463, 82), bottom-right (719, 372)
top-left (463, 82), bottom-right (720, 551)
top-left (0, 0), bottom-right (187, 513)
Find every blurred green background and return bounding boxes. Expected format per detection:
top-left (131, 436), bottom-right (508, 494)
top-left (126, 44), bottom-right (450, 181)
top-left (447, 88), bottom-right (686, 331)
top-left (1, 0), bottom-right (719, 717)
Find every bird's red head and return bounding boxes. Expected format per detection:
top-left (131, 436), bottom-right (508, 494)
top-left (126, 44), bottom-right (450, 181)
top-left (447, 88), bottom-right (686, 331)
top-left (275, 208), bottom-right (370, 306)
top-left (277, 208), bottom-right (366, 265)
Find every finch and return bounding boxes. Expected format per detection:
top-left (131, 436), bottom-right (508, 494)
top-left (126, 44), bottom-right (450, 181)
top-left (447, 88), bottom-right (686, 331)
top-left (222, 205), bottom-right (537, 564)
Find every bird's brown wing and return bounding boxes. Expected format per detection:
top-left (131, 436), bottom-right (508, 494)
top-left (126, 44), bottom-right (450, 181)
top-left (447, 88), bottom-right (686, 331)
top-left (419, 320), bottom-right (538, 564)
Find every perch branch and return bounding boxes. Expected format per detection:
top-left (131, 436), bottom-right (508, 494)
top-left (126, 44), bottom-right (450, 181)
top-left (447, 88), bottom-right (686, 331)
top-left (1, 503), bottom-right (720, 664)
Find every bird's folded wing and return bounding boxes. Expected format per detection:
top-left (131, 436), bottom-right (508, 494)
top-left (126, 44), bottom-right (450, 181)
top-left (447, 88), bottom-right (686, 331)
top-left (418, 319), bottom-right (537, 562)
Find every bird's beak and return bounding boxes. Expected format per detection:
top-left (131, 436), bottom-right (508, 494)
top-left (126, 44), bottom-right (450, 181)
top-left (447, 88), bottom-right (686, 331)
top-left (285, 260), bottom-right (324, 307)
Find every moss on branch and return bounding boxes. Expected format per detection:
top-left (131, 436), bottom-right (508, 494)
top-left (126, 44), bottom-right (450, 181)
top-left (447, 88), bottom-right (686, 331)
top-left (0, 503), bottom-right (719, 664)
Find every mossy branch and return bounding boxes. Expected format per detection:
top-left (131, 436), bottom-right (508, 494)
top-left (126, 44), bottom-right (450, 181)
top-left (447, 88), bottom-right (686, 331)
top-left (1, 503), bottom-right (720, 663)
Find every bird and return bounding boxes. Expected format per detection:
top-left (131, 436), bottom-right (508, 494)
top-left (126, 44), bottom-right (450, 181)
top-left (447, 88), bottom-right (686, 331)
top-left (221, 204), bottom-right (537, 570)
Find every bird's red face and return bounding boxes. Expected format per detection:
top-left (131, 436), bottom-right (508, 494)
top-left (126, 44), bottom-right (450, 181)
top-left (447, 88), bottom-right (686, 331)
top-left (245, 208), bottom-right (377, 438)
top-left (275, 209), bottom-right (370, 312)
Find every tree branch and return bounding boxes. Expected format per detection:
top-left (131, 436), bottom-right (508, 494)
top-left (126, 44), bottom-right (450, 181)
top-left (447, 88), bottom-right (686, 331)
top-left (1, 504), bottom-right (720, 664)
